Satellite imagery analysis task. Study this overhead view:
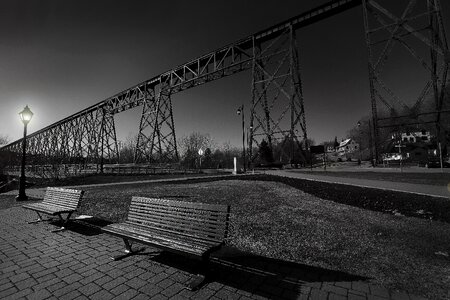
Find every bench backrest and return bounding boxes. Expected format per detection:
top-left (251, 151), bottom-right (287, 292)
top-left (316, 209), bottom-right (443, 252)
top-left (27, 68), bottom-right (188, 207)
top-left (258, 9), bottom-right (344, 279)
top-left (42, 187), bottom-right (85, 210)
top-left (127, 197), bottom-right (230, 246)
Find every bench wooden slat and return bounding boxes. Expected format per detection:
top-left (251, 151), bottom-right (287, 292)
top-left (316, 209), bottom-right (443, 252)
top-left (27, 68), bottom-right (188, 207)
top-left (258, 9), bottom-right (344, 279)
top-left (106, 222), bottom-right (217, 250)
top-left (131, 196), bottom-right (229, 213)
top-left (22, 203), bottom-right (77, 215)
top-left (127, 208), bottom-right (228, 231)
top-left (126, 216), bottom-right (228, 239)
top-left (123, 219), bottom-right (226, 247)
top-left (126, 213), bottom-right (228, 241)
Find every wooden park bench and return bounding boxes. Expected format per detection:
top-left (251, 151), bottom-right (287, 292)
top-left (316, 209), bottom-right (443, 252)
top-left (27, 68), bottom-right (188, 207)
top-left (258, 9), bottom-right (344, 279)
top-left (22, 187), bottom-right (85, 232)
top-left (101, 196), bottom-right (231, 290)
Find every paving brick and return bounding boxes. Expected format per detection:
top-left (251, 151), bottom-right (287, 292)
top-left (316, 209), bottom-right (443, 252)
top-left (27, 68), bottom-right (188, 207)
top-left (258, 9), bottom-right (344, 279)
top-left (335, 281), bottom-right (352, 289)
top-left (90, 289), bottom-right (115, 300)
top-left (79, 271), bottom-right (104, 285)
top-left (368, 295), bottom-right (389, 300)
top-left (309, 289), bottom-right (329, 300)
top-left (138, 284), bottom-right (163, 297)
top-left (348, 293), bottom-right (367, 300)
top-left (62, 273), bottom-right (84, 284)
top-left (2, 264), bottom-right (20, 273)
top-left (148, 294), bottom-right (169, 300)
top-left (15, 277), bottom-right (38, 291)
top-left (46, 281), bottom-right (68, 293)
top-left (113, 289), bottom-right (139, 300)
top-left (110, 284), bottom-right (132, 296)
top-left (32, 277), bottom-right (62, 291)
top-left (58, 290), bottom-right (82, 300)
top-left (55, 268), bottom-right (75, 278)
top-left (132, 293), bottom-right (154, 300)
top-left (352, 282), bottom-right (370, 294)
top-left (26, 288), bottom-right (52, 300)
top-left (94, 275), bottom-right (113, 286)
top-left (77, 282), bottom-right (102, 296)
top-left (146, 272), bottom-right (167, 285)
top-left (124, 267), bottom-right (147, 280)
top-left (214, 288), bottom-right (241, 300)
top-left (370, 285), bottom-right (390, 298)
top-left (8, 287), bottom-right (33, 299)
top-left (391, 291), bottom-right (411, 300)
top-left (36, 273), bottom-right (57, 283)
top-left (329, 293), bottom-right (348, 300)
top-left (52, 282), bottom-right (82, 298)
top-left (322, 283), bottom-right (348, 296)
top-left (409, 295), bottom-right (428, 300)
top-left (125, 276), bottom-right (148, 289)
top-left (160, 282), bottom-right (184, 297)
top-left (0, 282), bottom-right (14, 292)
top-left (101, 277), bottom-right (128, 291)
top-left (190, 287), bottom-right (217, 299)
top-left (156, 278), bottom-right (175, 289)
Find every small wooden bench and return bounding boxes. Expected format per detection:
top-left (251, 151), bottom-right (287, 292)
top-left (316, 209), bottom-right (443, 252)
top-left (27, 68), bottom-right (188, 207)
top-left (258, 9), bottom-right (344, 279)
top-left (22, 187), bottom-right (85, 232)
top-left (101, 196), bottom-right (231, 290)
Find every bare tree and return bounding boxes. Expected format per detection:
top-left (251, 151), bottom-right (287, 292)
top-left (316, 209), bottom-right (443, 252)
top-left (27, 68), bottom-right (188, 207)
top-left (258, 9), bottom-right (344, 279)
top-left (118, 134), bottom-right (138, 163)
top-left (0, 134), bottom-right (9, 147)
top-left (178, 132), bottom-right (214, 168)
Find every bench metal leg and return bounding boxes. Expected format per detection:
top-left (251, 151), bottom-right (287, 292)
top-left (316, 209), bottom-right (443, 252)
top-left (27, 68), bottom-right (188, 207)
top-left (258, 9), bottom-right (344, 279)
top-left (185, 258), bottom-right (209, 291)
top-left (112, 239), bottom-right (145, 261)
top-left (28, 212), bottom-right (52, 224)
top-left (51, 212), bottom-right (73, 233)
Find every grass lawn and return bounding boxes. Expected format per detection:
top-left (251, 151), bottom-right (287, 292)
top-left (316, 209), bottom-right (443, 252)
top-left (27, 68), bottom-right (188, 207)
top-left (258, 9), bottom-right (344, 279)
top-left (288, 169), bottom-right (450, 186)
top-left (74, 176), bottom-right (450, 299)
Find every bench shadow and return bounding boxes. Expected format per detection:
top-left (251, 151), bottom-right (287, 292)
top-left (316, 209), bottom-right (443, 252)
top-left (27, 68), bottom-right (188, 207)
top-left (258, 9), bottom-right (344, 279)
top-left (49, 217), bottom-right (113, 236)
top-left (150, 246), bottom-right (369, 299)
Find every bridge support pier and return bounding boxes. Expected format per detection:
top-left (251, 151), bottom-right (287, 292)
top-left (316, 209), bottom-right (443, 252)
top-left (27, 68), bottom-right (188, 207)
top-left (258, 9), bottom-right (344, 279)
top-left (362, 0), bottom-right (450, 165)
top-left (250, 25), bottom-right (307, 166)
top-left (135, 80), bottom-right (178, 163)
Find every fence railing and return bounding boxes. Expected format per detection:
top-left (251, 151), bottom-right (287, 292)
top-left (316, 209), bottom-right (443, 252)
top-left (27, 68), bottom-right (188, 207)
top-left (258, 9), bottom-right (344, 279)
top-left (3, 163), bottom-right (204, 179)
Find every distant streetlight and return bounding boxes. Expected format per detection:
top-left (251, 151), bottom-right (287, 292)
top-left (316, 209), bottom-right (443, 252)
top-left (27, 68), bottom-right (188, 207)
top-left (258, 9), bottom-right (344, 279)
top-left (236, 105), bottom-right (246, 173)
top-left (198, 148), bottom-right (204, 170)
top-left (16, 105), bottom-right (33, 201)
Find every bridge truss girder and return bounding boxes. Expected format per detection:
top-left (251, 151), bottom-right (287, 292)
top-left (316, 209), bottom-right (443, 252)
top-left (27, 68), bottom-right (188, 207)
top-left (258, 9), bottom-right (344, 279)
top-left (250, 26), bottom-right (307, 165)
top-left (362, 0), bottom-right (450, 162)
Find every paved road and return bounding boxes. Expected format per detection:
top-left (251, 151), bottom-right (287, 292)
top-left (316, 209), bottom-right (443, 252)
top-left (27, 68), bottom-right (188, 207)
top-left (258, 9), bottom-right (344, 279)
top-left (266, 170), bottom-right (449, 199)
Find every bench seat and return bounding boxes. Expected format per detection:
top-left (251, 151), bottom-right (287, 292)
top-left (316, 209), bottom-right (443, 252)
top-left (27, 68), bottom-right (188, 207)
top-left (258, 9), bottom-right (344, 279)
top-left (103, 222), bottom-right (216, 257)
top-left (22, 203), bottom-right (78, 215)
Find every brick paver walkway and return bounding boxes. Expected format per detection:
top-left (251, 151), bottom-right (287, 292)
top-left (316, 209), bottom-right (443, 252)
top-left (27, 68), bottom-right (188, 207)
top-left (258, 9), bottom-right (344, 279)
top-left (0, 201), bottom-right (428, 299)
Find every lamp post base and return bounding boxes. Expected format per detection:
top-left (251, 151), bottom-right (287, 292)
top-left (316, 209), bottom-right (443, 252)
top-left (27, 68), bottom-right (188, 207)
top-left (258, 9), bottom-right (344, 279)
top-left (16, 194), bottom-right (29, 201)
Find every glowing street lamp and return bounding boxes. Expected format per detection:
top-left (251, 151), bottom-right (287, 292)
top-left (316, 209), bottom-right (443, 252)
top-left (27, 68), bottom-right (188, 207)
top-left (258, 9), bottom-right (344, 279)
top-left (16, 105), bottom-right (33, 201)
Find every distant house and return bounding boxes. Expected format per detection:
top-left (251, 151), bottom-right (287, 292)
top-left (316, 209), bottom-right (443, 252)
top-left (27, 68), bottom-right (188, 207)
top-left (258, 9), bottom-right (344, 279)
top-left (326, 145), bottom-right (335, 153)
top-left (394, 130), bottom-right (431, 143)
top-left (337, 138), bottom-right (359, 154)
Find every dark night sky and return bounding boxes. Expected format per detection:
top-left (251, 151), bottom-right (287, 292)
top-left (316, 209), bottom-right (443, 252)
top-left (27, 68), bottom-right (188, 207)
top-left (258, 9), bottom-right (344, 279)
top-left (1, 0), bottom-right (449, 147)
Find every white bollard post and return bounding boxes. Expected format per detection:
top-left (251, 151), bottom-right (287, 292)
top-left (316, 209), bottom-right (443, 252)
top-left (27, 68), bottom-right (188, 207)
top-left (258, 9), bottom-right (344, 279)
top-left (233, 157), bottom-right (237, 175)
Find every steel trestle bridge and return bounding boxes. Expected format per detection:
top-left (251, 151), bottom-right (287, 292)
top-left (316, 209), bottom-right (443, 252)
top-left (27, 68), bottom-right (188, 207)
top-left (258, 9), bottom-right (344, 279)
top-left (1, 0), bottom-right (449, 177)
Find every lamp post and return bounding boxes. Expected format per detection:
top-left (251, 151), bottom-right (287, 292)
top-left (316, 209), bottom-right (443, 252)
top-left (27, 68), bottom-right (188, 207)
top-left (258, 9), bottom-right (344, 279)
top-left (357, 121), bottom-right (362, 166)
top-left (198, 148), bottom-right (204, 170)
top-left (236, 105), bottom-right (246, 173)
top-left (16, 105), bottom-right (33, 201)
